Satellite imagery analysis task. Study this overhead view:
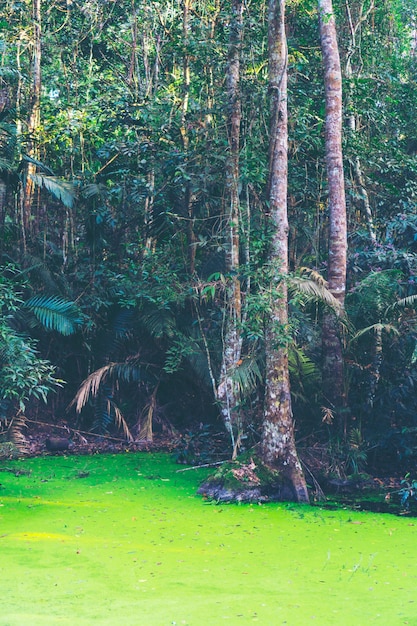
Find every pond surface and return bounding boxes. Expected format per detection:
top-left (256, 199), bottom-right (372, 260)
top-left (0, 453), bottom-right (415, 625)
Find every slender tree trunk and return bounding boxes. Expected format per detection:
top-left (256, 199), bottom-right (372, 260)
top-left (180, 0), bottom-right (197, 274)
top-left (367, 324), bottom-right (383, 409)
top-left (0, 90), bottom-right (7, 241)
top-left (143, 169), bottom-right (156, 254)
top-left (216, 0), bottom-right (244, 457)
top-left (345, 0), bottom-right (376, 244)
top-left (22, 0), bottom-right (42, 240)
top-left (318, 0), bottom-right (347, 416)
top-left (0, 179), bottom-right (6, 255)
top-left (261, 0), bottom-right (309, 503)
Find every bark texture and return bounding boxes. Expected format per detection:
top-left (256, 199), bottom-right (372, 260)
top-left (345, 1), bottom-right (376, 243)
top-left (318, 0), bottom-right (347, 412)
top-left (22, 0), bottom-right (42, 241)
top-left (216, 0), bottom-right (244, 455)
top-left (261, 0), bottom-right (309, 503)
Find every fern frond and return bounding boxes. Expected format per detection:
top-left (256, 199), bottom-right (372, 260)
top-left (24, 295), bottom-right (83, 335)
top-left (29, 174), bottom-right (76, 208)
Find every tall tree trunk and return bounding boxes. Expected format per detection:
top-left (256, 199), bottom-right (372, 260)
top-left (345, 0), bottom-right (376, 244)
top-left (318, 0), bottom-right (348, 418)
top-left (261, 0), bottom-right (309, 503)
top-left (216, 0), bottom-right (244, 457)
top-left (180, 0), bottom-right (196, 274)
top-left (22, 0), bottom-right (42, 242)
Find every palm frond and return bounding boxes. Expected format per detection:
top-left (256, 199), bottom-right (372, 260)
top-left (110, 400), bottom-right (134, 441)
top-left (24, 295), bottom-right (83, 335)
top-left (347, 270), bottom-right (403, 320)
top-left (81, 182), bottom-right (108, 199)
top-left (289, 275), bottom-right (342, 314)
top-left (112, 308), bottom-right (134, 340)
top-left (141, 309), bottom-right (176, 339)
top-left (289, 346), bottom-right (318, 384)
top-left (29, 173), bottom-right (76, 208)
top-left (21, 154), bottom-right (54, 174)
top-left (90, 388), bottom-right (133, 441)
top-left (351, 322), bottom-right (400, 342)
top-left (91, 386), bottom-right (113, 434)
top-left (231, 356), bottom-right (263, 399)
top-left (297, 267), bottom-right (328, 287)
top-left (388, 294), bottom-right (417, 312)
top-left (72, 359), bottom-right (143, 413)
top-left (0, 157), bottom-right (14, 172)
top-left (73, 365), bottom-right (114, 413)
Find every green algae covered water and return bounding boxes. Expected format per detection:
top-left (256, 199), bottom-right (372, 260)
top-left (0, 452), bottom-right (416, 625)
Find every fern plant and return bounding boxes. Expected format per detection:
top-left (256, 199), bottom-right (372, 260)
top-left (0, 266), bottom-right (84, 452)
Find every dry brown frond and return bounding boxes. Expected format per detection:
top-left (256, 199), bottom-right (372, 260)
top-left (298, 267), bottom-right (328, 287)
top-left (107, 400), bottom-right (133, 442)
top-left (321, 406), bottom-right (334, 425)
top-left (72, 364), bottom-right (116, 413)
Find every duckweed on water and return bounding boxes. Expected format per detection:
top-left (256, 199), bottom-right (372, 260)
top-left (0, 452), bottom-right (416, 625)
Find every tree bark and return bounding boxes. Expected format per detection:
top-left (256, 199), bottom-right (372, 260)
top-left (22, 0), bottom-right (42, 241)
top-left (345, 0), bottom-right (376, 244)
top-left (180, 0), bottom-right (197, 275)
top-left (318, 0), bottom-right (347, 415)
top-left (216, 0), bottom-right (244, 457)
top-left (261, 0), bottom-right (309, 503)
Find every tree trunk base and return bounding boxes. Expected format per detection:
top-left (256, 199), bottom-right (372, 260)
top-left (197, 454), bottom-right (308, 503)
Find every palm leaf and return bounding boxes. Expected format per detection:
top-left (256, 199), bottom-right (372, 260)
top-left (24, 295), bottom-right (83, 335)
top-left (81, 182), bottom-right (108, 199)
top-left (351, 322), bottom-right (400, 342)
top-left (72, 359), bottom-right (143, 413)
top-left (297, 267), bottom-right (328, 287)
top-left (21, 154), bottom-right (54, 174)
top-left (20, 253), bottom-right (61, 293)
top-left (388, 294), bottom-right (417, 312)
top-left (29, 173), bottom-right (76, 208)
top-left (289, 346), bottom-right (318, 383)
top-left (289, 275), bottom-right (343, 314)
top-left (141, 309), bottom-right (176, 339)
top-left (0, 156), bottom-right (14, 172)
top-left (110, 400), bottom-right (133, 441)
top-left (231, 355), bottom-right (263, 399)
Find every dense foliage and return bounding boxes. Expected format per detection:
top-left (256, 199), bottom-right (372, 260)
top-left (1, 0), bottom-right (417, 476)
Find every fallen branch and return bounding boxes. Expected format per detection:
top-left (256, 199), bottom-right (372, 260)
top-left (176, 461), bottom-right (227, 473)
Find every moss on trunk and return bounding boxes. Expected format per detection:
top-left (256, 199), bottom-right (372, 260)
top-left (197, 452), bottom-right (304, 503)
